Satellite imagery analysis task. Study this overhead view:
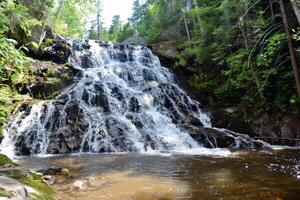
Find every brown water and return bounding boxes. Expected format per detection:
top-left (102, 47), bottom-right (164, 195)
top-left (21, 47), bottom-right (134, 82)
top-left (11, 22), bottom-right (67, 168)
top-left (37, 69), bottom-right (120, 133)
top-left (18, 149), bottom-right (300, 200)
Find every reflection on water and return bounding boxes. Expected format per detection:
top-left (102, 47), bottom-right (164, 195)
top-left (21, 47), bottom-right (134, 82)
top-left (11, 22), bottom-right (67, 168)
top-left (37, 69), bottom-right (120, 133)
top-left (53, 171), bottom-right (189, 200)
top-left (18, 150), bottom-right (300, 200)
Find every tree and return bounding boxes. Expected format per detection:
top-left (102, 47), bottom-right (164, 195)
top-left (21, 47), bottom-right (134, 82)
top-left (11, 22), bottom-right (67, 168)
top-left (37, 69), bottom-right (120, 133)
top-left (280, 0), bottom-right (300, 99)
top-left (51, 0), bottom-right (97, 38)
top-left (109, 15), bottom-right (122, 41)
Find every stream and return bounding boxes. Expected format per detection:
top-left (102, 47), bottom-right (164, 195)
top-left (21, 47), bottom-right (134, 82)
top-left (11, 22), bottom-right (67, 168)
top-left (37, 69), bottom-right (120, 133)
top-left (18, 149), bottom-right (300, 200)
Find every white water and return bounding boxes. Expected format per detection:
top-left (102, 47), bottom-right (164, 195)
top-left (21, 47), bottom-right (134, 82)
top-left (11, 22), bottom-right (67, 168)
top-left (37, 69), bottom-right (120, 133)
top-left (0, 40), bottom-right (263, 157)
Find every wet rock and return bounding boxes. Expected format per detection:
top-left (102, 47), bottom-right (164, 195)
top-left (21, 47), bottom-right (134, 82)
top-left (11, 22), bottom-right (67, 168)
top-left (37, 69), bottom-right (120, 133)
top-left (16, 61), bottom-right (77, 99)
top-left (42, 175), bottom-right (55, 185)
top-left (211, 107), bottom-right (256, 138)
top-left (129, 97), bottom-right (140, 112)
top-left (190, 127), bottom-right (235, 148)
top-left (61, 168), bottom-right (71, 177)
top-left (72, 180), bottom-right (85, 191)
top-left (190, 127), bottom-right (265, 150)
top-left (281, 117), bottom-right (300, 139)
top-left (39, 167), bottom-right (65, 176)
top-left (43, 40), bottom-right (71, 64)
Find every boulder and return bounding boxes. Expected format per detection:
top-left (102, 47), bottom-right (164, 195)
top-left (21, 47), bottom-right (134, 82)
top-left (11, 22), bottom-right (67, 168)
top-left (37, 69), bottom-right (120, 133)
top-left (123, 36), bottom-right (147, 46)
top-left (42, 40), bottom-right (72, 64)
top-left (0, 176), bottom-right (35, 200)
top-left (190, 127), bottom-right (265, 150)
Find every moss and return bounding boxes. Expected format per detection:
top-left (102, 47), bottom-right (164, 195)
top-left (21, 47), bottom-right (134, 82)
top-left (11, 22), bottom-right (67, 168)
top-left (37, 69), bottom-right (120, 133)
top-left (0, 86), bottom-right (32, 137)
top-left (0, 187), bottom-right (13, 198)
top-left (0, 154), bottom-right (16, 166)
top-left (45, 67), bottom-right (56, 77)
top-left (5, 171), bottom-right (54, 200)
top-left (39, 39), bottom-right (53, 51)
top-left (64, 63), bottom-right (72, 68)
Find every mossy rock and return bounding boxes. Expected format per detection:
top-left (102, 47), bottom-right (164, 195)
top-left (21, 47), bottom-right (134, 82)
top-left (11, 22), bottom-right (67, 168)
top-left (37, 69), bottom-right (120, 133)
top-left (5, 170), bottom-right (54, 200)
top-left (0, 187), bottom-right (13, 198)
top-left (0, 154), bottom-right (15, 166)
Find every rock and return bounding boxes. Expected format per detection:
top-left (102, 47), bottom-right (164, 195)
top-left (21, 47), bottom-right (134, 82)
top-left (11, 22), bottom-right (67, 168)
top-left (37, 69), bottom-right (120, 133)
top-left (43, 40), bottom-right (71, 64)
top-left (16, 60), bottom-right (77, 99)
top-left (72, 180), bottom-right (85, 191)
top-left (281, 117), bottom-right (300, 139)
top-left (61, 168), bottom-right (71, 177)
top-left (42, 175), bottom-right (55, 185)
top-left (123, 36), bottom-right (147, 46)
top-left (190, 127), bottom-right (235, 148)
top-left (38, 167), bottom-right (71, 177)
top-left (211, 107), bottom-right (256, 138)
top-left (0, 176), bottom-right (35, 200)
top-left (190, 127), bottom-right (265, 150)
top-left (252, 113), bottom-right (277, 138)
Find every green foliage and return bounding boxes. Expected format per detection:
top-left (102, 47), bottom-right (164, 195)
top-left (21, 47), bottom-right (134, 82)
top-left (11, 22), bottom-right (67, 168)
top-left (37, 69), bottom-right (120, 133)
top-left (50, 0), bottom-right (97, 38)
top-left (130, 0), bottom-right (299, 113)
top-left (0, 36), bottom-right (34, 85)
top-left (0, 0), bottom-right (40, 35)
top-left (0, 0), bottom-right (38, 136)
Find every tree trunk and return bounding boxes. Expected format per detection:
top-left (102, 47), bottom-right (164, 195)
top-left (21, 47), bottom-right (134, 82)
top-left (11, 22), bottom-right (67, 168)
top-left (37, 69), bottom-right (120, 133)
top-left (182, 8), bottom-right (192, 48)
top-left (290, 0), bottom-right (300, 24)
top-left (269, 0), bottom-right (274, 22)
top-left (97, 0), bottom-right (100, 40)
top-left (192, 0), bottom-right (201, 27)
top-left (280, 0), bottom-right (300, 99)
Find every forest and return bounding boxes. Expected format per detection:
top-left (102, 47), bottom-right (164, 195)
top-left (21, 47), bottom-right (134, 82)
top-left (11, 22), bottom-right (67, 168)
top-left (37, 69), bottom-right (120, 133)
top-left (0, 0), bottom-right (300, 199)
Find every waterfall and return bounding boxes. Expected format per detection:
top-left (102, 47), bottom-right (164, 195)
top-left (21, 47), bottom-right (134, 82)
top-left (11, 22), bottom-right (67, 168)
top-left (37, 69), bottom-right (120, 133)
top-left (0, 40), bottom-right (265, 156)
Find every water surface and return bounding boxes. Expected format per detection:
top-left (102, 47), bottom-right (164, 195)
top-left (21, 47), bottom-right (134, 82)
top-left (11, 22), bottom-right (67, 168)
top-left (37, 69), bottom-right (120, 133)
top-left (19, 150), bottom-right (300, 200)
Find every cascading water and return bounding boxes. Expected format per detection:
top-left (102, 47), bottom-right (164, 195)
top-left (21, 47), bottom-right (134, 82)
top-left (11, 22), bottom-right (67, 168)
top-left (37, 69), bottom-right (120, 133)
top-left (0, 40), bottom-right (265, 156)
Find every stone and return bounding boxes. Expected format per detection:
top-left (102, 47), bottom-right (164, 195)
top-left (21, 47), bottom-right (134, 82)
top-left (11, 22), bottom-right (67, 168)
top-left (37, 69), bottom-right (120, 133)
top-left (43, 40), bottom-right (72, 64)
top-left (0, 176), bottom-right (35, 200)
top-left (123, 36), bottom-right (147, 46)
top-left (61, 168), bottom-right (71, 177)
top-left (42, 175), bottom-right (55, 185)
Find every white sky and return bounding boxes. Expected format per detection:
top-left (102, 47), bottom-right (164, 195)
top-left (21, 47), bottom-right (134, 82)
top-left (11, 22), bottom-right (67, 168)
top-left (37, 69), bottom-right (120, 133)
top-left (101, 0), bottom-right (134, 28)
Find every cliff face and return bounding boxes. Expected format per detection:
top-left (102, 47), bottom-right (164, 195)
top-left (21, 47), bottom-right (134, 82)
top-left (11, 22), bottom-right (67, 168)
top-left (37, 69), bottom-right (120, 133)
top-left (0, 36), bottom-right (78, 142)
top-left (152, 42), bottom-right (300, 146)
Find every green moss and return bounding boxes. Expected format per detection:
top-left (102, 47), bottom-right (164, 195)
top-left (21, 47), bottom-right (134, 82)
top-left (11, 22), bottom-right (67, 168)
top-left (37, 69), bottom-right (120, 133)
top-left (5, 171), bottom-right (54, 200)
top-left (64, 63), bottom-right (72, 68)
top-left (0, 154), bottom-right (15, 166)
top-left (0, 86), bottom-right (31, 137)
top-left (39, 39), bottom-right (53, 51)
top-left (45, 67), bottom-right (56, 77)
top-left (0, 187), bottom-right (13, 198)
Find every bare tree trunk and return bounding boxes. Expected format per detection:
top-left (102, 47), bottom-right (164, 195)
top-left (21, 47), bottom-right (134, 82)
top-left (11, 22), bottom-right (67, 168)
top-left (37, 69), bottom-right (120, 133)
top-left (192, 0), bottom-right (201, 27)
top-left (269, 0), bottom-right (274, 22)
top-left (97, 0), bottom-right (100, 40)
top-left (290, 0), bottom-right (300, 24)
top-left (182, 8), bottom-right (192, 47)
top-left (240, 20), bottom-right (249, 50)
top-left (280, 0), bottom-right (300, 99)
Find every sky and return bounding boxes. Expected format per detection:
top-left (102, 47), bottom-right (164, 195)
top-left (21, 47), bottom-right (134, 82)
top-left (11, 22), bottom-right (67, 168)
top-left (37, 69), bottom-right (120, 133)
top-left (101, 0), bottom-right (134, 28)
